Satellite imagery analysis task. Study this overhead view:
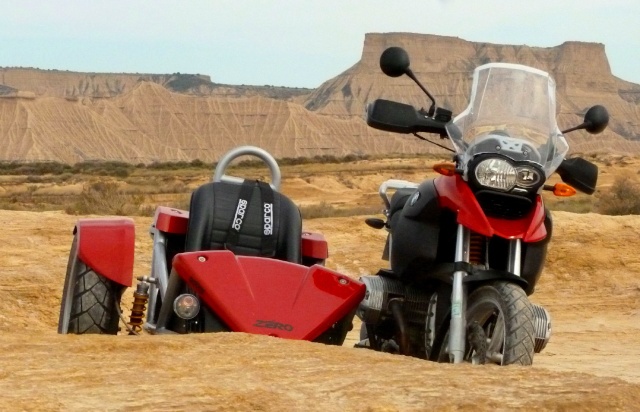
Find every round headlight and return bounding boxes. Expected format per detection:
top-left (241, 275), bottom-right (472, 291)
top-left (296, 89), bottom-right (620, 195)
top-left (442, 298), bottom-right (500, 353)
top-left (474, 158), bottom-right (517, 191)
top-left (173, 293), bottom-right (200, 320)
top-left (515, 166), bottom-right (542, 188)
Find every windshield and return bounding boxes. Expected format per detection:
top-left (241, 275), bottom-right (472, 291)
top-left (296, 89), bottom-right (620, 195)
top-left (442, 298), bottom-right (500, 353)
top-left (446, 63), bottom-right (567, 177)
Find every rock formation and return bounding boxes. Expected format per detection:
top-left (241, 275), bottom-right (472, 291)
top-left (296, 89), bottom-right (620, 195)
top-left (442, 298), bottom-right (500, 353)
top-left (1, 33), bottom-right (638, 163)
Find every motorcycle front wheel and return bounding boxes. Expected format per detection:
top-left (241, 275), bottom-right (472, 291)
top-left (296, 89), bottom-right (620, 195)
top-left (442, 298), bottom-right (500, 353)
top-left (438, 281), bottom-right (535, 365)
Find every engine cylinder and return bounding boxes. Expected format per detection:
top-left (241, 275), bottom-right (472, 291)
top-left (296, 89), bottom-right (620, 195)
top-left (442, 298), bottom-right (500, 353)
top-left (357, 275), bottom-right (430, 329)
top-left (357, 276), bottom-right (405, 325)
top-left (531, 303), bottom-right (551, 353)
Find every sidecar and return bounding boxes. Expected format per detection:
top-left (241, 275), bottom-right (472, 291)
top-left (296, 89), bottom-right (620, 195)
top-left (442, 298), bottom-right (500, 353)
top-left (58, 146), bottom-right (365, 345)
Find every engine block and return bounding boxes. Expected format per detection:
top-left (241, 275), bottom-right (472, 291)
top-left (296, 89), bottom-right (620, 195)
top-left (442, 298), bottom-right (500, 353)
top-left (357, 275), bottom-right (430, 330)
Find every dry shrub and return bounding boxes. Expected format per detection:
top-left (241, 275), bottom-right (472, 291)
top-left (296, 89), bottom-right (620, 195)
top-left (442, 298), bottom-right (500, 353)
top-left (66, 182), bottom-right (150, 216)
top-left (548, 196), bottom-right (594, 214)
top-left (597, 177), bottom-right (640, 215)
top-left (300, 201), bottom-right (380, 219)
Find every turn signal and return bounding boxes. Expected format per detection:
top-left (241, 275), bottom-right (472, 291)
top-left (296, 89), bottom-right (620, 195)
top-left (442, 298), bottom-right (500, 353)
top-left (553, 183), bottom-right (577, 197)
top-left (433, 162), bottom-right (456, 176)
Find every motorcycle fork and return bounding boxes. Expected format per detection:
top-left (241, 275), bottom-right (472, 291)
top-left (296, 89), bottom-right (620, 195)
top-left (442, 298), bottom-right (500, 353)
top-left (448, 228), bottom-right (523, 364)
top-left (449, 224), bottom-right (470, 363)
top-left (508, 238), bottom-right (522, 276)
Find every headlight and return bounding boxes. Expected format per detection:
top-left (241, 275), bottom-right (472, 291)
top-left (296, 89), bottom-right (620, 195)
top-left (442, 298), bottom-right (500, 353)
top-left (515, 166), bottom-right (542, 188)
top-left (173, 294), bottom-right (200, 320)
top-left (474, 158), bottom-right (517, 191)
top-left (474, 158), bottom-right (543, 191)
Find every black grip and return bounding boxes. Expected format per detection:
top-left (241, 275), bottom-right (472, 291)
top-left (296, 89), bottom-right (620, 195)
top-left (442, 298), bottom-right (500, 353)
top-left (366, 99), bottom-right (447, 136)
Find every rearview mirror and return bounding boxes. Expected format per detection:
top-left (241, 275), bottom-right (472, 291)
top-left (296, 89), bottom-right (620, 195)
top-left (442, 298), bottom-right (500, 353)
top-left (379, 47), bottom-right (410, 78)
top-left (583, 105), bottom-right (609, 134)
top-left (561, 105), bottom-right (609, 135)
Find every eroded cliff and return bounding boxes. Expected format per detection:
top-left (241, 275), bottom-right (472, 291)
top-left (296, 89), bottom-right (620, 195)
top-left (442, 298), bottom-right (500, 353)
top-left (1, 33), bottom-right (638, 163)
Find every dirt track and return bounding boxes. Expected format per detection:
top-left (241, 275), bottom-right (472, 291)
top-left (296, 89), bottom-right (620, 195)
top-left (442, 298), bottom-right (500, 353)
top-left (0, 176), bottom-right (640, 411)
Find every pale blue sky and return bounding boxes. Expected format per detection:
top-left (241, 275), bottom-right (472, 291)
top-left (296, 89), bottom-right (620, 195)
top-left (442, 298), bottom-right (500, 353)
top-left (2, 0), bottom-right (638, 88)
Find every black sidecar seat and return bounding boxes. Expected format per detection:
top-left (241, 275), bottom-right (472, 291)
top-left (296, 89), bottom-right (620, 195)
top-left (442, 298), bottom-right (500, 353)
top-left (184, 180), bottom-right (302, 263)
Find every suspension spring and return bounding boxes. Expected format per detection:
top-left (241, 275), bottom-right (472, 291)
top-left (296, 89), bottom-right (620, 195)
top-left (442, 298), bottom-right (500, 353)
top-left (469, 232), bottom-right (485, 265)
top-left (128, 279), bottom-right (151, 335)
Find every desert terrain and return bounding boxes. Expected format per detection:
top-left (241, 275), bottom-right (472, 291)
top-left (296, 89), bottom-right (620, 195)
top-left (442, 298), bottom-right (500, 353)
top-left (0, 156), bottom-right (639, 411)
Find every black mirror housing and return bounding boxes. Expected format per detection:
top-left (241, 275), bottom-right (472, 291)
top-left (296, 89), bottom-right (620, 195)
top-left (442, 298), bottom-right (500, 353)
top-left (583, 105), bottom-right (609, 134)
top-left (562, 105), bottom-right (609, 135)
top-left (379, 47), bottom-right (410, 78)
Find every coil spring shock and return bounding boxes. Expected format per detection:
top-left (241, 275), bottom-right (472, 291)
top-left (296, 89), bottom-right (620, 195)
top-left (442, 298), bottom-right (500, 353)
top-left (128, 276), bottom-right (152, 335)
top-left (469, 232), bottom-right (485, 265)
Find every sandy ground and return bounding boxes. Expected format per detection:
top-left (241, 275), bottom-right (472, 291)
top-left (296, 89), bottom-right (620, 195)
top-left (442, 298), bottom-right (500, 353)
top-left (1, 191), bottom-right (640, 409)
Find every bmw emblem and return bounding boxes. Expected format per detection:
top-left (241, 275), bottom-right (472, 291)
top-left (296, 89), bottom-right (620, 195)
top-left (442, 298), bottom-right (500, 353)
top-left (410, 192), bottom-right (420, 206)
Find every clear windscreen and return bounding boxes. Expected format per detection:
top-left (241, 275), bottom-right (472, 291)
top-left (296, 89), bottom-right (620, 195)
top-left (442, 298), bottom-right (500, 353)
top-left (446, 63), bottom-right (567, 176)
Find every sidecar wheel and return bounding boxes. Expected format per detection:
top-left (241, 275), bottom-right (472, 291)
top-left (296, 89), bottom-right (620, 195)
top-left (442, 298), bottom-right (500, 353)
top-left (58, 236), bottom-right (124, 334)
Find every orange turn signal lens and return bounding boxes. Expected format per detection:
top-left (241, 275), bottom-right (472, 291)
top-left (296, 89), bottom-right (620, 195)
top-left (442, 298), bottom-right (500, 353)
top-left (553, 183), bottom-right (577, 197)
top-left (433, 162), bottom-right (456, 176)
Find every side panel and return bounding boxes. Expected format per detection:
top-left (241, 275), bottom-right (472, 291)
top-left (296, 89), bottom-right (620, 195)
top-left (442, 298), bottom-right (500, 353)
top-left (172, 250), bottom-right (365, 341)
top-left (435, 175), bottom-right (494, 237)
top-left (154, 206), bottom-right (190, 235)
top-left (301, 232), bottom-right (328, 260)
top-left (76, 218), bottom-right (135, 287)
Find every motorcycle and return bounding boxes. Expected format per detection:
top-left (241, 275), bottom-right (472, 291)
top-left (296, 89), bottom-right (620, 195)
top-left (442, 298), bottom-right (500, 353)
top-left (355, 47), bottom-right (609, 365)
top-left (58, 146), bottom-right (365, 345)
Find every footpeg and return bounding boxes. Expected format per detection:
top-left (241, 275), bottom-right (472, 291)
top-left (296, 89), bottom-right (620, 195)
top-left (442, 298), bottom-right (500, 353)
top-left (365, 218), bottom-right (386, 229)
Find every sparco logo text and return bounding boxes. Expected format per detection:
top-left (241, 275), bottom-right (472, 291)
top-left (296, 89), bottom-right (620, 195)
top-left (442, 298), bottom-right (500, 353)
top-left (232, 199), bottom-right (248, 231)
top-left (263, 202), bottom-right (273, 235)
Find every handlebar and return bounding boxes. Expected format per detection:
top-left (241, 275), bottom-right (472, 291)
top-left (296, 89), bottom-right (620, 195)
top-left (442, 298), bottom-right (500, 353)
top-left (366, 99), bottom-right (449, 136)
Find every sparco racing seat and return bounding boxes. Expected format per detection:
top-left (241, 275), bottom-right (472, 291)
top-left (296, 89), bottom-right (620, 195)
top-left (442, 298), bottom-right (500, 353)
top-left (184, 147), bottom-right (302, 263)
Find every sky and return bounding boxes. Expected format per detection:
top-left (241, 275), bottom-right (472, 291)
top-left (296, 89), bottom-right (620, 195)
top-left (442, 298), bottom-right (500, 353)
top-left (2, 0), bottom-right (639, 88)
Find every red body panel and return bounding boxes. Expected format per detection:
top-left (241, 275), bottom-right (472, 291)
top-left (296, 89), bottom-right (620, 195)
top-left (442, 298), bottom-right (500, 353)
top-left (172, 250), bottom-right (365, 340)
top-left (154, 207), bottom-right (190, 234)
top-left (487, 197), bottom-right (547, 242)
top-left (434, 175), bottom-right (547, 242)
top-left (301, 232), bottom-right (329, 260)
top-left (76, 218), bottom-right (135, 287)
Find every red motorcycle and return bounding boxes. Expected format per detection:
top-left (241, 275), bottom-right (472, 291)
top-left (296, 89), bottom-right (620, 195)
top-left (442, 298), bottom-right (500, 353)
top-left (356, 47), bottom-right (609, 365)
top-left (58, 146), bottom-right (365, 345)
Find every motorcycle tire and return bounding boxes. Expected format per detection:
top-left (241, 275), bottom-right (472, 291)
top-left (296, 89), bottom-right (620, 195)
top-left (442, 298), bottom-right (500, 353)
top-left (465, 281), bottom-right (535, 365)
top-left (435, 281), bottom-right (535, 365)
top-left (59, 236), bottom-right (123, 334)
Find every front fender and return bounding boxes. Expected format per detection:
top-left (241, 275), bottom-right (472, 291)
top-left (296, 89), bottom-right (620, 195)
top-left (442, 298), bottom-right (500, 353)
top-left (76, 218), bottom-right (135, 287)
top-left (465, 268), bottom-right (529, 290)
